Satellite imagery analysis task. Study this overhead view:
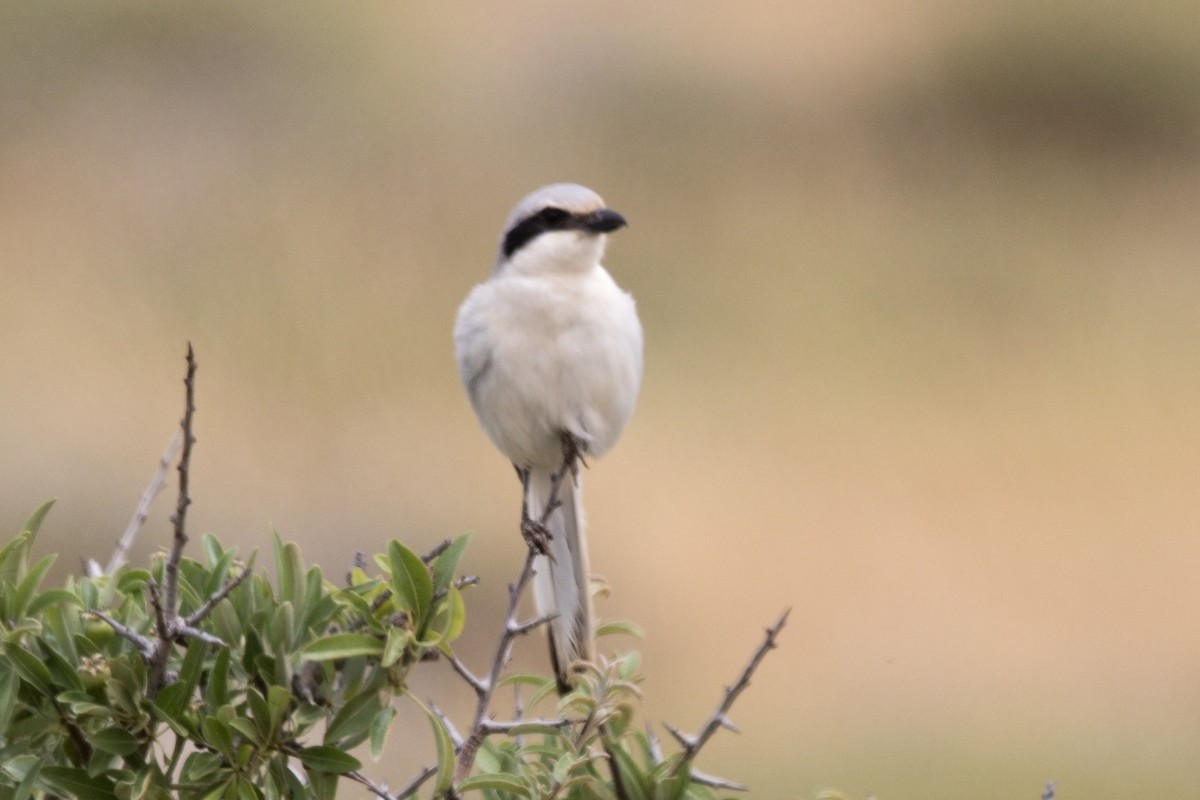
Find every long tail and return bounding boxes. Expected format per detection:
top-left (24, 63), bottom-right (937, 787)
top-left (525, 467), bottom-right (594, 692)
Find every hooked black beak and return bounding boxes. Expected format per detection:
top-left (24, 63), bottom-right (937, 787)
top-left (582, 208), bottom-right (627, 234)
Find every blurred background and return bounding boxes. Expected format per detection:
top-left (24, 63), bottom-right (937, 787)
top-left (3, 1), bottom-right (1199, 796)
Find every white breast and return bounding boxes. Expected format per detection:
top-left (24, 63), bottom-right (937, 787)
top-left (455, 265), bottom-right (643, 470)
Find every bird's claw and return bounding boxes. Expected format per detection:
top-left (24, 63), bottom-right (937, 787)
top-left (558, 432), bottom-right (588, 477)
top-left (520, 516), bottom-right (553, 557)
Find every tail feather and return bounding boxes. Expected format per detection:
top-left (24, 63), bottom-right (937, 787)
top-left (526, 467), bottom-right (593, 691)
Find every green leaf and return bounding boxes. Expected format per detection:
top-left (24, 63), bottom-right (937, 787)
top-left (423, 703), bottom-right (455, 794)
top-left (178, 638), bottom-right (208, 699)
top-left (234, 776), bottom-right (260, 800)
top-left (27, 589), bottom-right (82, 617)
top-left (39, 766), bottom-right (116, 800)
top-left (3, 643), bottom-right (52, 696)
top-left (153, 681), bottom-right (191, 730)
top-left (202, 716), bottom-right (235, 757)
top-left (91, 727), bottom-right (139, 756)
top-left (325, 691), bottom-right (381, 748)
top-left (228, 717), bottom-right (264, 747)
top-left (202, 549), bottom-right (236, 599)
top-left (45, 645), bottom-right (85, 692)
top-left (616, 651), bottom-right (642, 682)
top-left (381, 627), bottom-right (408, 668)
top-left (266, 685), bottom-right (291, 735)
top-left (387, 541), bottom-right (432, 623)
top-left (273, 533), bottom-right (303, 610)
top-left (0, 534), bottom-right (30, 586)
top-left (117, 569), bottom-right (153, 594)
top-left (552, 752), bottom-right (575, 784)
top-left (300, 632), bottom-right (383, 661)
top-left (431, 533), bottom-right (470, 595)
top-left (115, 768), bottom-right (155, 800)
top-left (206, 647), bottom-right (231, 707)
top-left (296, 565), bottom-right (325, 633)
top-left (180, 751), bottom-right (224, 784)
top-left (456, 774), bottom-right (531, 796)
top-left (610, 744), bottom-right (652, 800)
top-left (653, 770), bottom-right (689, 800)
top-left (195, 778), bottom-right (232, 800)
top-left (333, 588), bottom-right (382, 632)
top-left (269, 602), bottom-right (294, 655)
top-left (11, 554), bottom-right (56, 619)
top-left (305, 768), bottom-right (337, 800)
top-left (497, 672), bottom-right (556, 689)
top-left (246, 688), bottom-right (271, 740)
top-left (0, 665), bottom-right (18, 732)
top-left (526, 674), bottom-right (561, 710)
top-left (369, 706), bottom-right (397, 759)
top-left (59, 690), bottom-right (110, 718)
top-left (13, 756), bottom-right (41, 800)
top-left (294, 746), bottom-right (361, 774)
top-left (21, 500), bottom-right (55, 541)
top-left (428, 585), bottom-right (466, 652)
top-left (596, 620), bottom-right (646, 639)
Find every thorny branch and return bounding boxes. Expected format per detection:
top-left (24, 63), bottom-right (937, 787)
top-left (445, 442), bottom-right (580, 785)
top-left (86, 429), bottom-right (184, 577)
top-left (162, 342), bottom-right (197, 626)
top-left (87, 345), bottom-right (248, 695)
top-left (369, 446), bottom-right (579, 797)
top-left (663, 608), bottom-right (790, 788)
top-left (450, 550), bottom-right (543, 783)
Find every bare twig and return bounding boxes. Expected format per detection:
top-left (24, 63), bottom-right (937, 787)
top-left (97, 429), bottom-right (184, 576)
top-left (431, 701), bottom-right (465, 749)
top-left (146, 580), bottom-right (170, 641)
top-left (162, 343), bottom-right (197, 622)
top-left (477, 717), bottom-right (571, 735)
top-left (450, 443), bottom-right (580, 782)
top-left (175, 625), bottom-right (227, 648)
top-left (421, 539), bottom-right (452, 563)
top-left (86, 609), bottom-right (154, 658)
top-left (453, 550), bottom-right (539, 781)
top-left (345, 771), bottom-right (400, 800)
top-left (665, 608), bottom-right (789, 784)
top-left (445, 652), bottom-right (485, 694)
top-left (126, 345), bottom-right (234, 695)
top-left (432, 574), bottom-right (480, 605)
top-left (184, 567), bottom-right (251, 627)
top-left (645, 722), bottom-right (663, 763)
top-left (510, 611), bottom-right (557, 637)
top-left (389, 763), bottom-right (440, 799)
top-left (346, 763), bottom-right (442, 800)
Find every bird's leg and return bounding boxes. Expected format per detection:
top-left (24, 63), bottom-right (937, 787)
top-left (516, 464), bottom-right (552, 556)
top-left (558, 430), bottom-right (588, 477)
top-left (514, 435), bottom-right (585, 558)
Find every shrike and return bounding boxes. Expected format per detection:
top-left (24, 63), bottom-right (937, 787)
top-left (454, 183), bottom-right (643, 688)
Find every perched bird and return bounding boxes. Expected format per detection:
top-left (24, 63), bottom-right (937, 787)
top-left (454, 183), bottom-right (643, 689)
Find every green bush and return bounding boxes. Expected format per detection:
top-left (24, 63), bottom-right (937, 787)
top-left (0, 501), bottom-right (780, 800)
top-left (0, 349), bottom-right (782, 799)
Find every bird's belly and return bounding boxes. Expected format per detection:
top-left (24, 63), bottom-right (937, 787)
top-left (474, 323), bottom-right (640, 469)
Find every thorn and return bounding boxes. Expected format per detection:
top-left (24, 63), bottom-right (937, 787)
top-left (716, 713), bottom-right (740, 734)
top-left (689, 769), bottom-right (748, 792)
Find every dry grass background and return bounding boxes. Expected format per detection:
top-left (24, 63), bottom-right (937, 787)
top-left (2, 2), bottom-right (1199, 796)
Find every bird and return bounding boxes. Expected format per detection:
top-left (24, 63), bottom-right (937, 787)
top-left (454, 183), bottom-right (643, 690)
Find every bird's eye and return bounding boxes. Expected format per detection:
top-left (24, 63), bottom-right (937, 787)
top-left (539, 207), bottom-right (569, 225)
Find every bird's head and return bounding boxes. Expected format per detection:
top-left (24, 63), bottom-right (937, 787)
top-left (495, 183), bottom-right (627, 276)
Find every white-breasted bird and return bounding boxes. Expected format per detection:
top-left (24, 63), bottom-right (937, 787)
top-left (454, 183), bottom-right (643, 689)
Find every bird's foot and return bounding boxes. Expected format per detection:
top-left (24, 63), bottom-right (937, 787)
top-left (520, 514), bottom-right (553, 557)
